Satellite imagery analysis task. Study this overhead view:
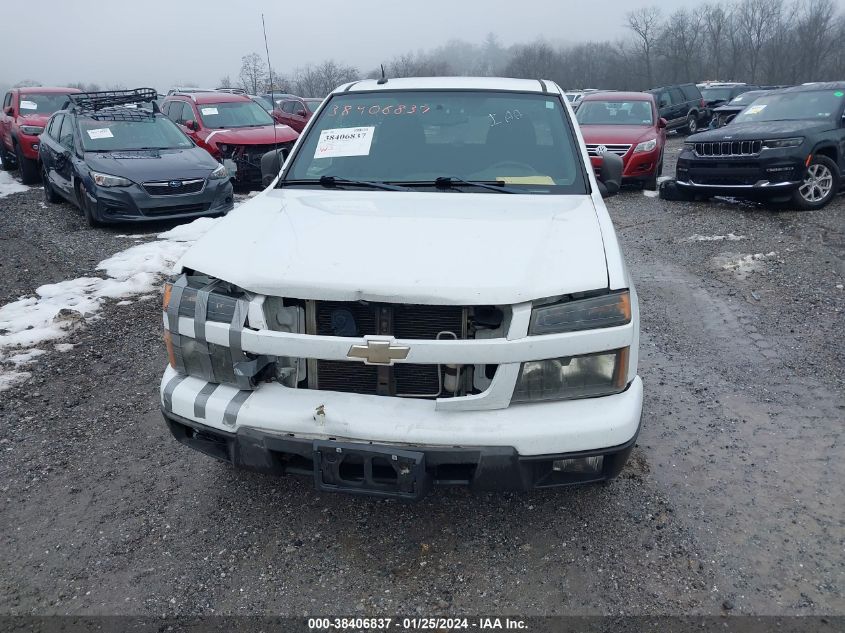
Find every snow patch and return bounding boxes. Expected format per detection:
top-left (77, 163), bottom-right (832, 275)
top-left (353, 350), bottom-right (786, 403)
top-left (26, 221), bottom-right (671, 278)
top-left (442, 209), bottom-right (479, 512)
top-left (7, 349), bottom-right (46, 366)
top-left (54, 343), bottom-right (75, 352)
top-left (0, 214), bottom-right (222, 390)
top-left (0, 172), bottom-right (29, 198)
top-left (683, 233), bottom-right (747, 242)
top-left (643, 190), bottom-right (659, 198)
top-left (716, 252), bottom-right (778, 280)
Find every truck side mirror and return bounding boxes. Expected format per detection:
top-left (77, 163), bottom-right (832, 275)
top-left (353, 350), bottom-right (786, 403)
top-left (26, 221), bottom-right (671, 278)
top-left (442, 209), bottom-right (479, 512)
top-left (261, 147), bottom-right (289, 188)
top-left (186, 120), bottom-right (198, 131)
top-left (3, 106), bottom-right (13, 116)
top-left (658, 118), bottom-right (668, 129)
top-left (597, 152), bottom-right (623, 198)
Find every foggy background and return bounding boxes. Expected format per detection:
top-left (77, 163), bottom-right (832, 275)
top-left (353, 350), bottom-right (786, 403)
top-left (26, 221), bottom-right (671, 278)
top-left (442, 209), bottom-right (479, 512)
top-left (2, 0), bottom-right (843, 95)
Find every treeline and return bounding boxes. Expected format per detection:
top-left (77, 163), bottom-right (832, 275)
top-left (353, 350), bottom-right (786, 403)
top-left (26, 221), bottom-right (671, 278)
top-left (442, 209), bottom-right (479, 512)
top-left (8, 0), bottom-right (841, 98)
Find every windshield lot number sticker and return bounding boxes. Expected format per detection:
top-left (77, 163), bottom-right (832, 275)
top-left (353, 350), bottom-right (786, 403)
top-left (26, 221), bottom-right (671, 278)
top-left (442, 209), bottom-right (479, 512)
top-left (745, 104), bottom-right (767, 115)
top-left (86, 128), bottom-right (114, 140)
top-left (201, 107), bottom-right (219, 115)
top-left (20, 100), bottom-right (37, 110)
top-left (315, 127), bottom-right (375, 158)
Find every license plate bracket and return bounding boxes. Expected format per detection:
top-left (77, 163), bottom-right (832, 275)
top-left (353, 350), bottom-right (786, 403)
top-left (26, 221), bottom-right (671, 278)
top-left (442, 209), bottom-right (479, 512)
top-left (313, 441), bottom-right (431, 500)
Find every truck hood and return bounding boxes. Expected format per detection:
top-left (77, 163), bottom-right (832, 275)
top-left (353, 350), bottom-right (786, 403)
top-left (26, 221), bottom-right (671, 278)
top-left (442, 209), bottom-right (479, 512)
top-left (84, 147), bottom-right (220, 181)
top-left (203, 124), bottom-right (298, 146)
top-left (579, 125), bottom-right (656, 145)
top-left (180, 189), bottom-right (610, 305)
top-left (689, 119), bottom-right (833, 141)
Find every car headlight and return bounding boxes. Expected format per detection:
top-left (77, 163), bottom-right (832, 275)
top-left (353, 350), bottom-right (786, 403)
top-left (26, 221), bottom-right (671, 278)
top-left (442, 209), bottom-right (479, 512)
top-left (210, 164), bottom-right (229, 180)
top-left (634, 138), bottom-right (657, 153)
top-left (20, 125), bottom-right (44, 135)
top-left (762, 137), bottom-right (804, 149)
top-left (90, 171), bottom-right (132, 187)
top-left (511, 348), bottom-right (629, 403)
top-left (529, 291), bottom-right (631, 335)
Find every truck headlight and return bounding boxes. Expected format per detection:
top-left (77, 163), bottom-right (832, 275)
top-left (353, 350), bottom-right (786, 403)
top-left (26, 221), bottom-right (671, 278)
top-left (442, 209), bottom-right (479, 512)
top-left (20, 125), bottom-right (44, 135)
top-left (163, 275), bottom-right (273, 390)
top-left (90, 171), bottom-right (132, 187)
top-left (634, 138), bottom-right (657, 153)
top-left (529, 291), bottom-right (631, 335)
top-left (511, 348), bottom-right (629, 403)
top-left (762, 137), bottom-right (803, 149)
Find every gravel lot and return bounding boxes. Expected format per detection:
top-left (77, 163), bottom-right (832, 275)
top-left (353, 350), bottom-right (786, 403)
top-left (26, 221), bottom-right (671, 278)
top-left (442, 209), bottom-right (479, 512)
top-left (0, 137), bottom-right (842, 616)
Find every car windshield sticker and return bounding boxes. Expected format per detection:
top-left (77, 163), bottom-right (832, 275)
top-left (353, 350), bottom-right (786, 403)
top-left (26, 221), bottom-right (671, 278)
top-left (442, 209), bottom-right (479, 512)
top-left (546, 101), bottom-right (555, 109)
top-left (20, 100), bottom-right (38, 110)
top-left (201, 107), bottom-right (219, 116)
top-left (497, 176), bottom-right (555, 185)
top-left (124, 104), bottom-right (138, 109)
top-left (87, 128), bottom-right (114, 140)
top-left (835, 91), bottom-right (844, 97)
top-left (314, 127), bottom-right (375, 159)
top-left (745, 104), bottom-right (767, 115)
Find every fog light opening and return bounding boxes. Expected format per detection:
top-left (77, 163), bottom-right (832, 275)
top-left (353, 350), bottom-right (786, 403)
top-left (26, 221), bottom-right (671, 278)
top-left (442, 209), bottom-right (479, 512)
top-left (552, 456), bottom-right (604, 474)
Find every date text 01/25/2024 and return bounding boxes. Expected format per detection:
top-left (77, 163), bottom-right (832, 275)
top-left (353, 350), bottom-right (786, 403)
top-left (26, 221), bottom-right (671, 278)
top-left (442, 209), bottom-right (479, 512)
top-left (307, 617), bottom-right (528, 630)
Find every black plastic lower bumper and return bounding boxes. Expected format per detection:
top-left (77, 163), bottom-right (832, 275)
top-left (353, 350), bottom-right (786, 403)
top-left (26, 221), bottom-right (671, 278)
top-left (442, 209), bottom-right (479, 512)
top-left (163, 410), bottom-right (639, 500)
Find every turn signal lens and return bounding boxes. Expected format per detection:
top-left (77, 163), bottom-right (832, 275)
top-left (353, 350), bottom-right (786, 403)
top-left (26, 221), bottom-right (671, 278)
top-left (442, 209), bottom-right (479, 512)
top-left (162, 282), bottom-right (173, 310)
top-left (164, 329), bottom-right (177, 369)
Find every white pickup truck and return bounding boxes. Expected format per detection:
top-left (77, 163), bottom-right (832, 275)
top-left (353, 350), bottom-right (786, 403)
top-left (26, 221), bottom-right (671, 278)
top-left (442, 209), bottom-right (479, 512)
top-left (160, 77), bottom-right (642, 500)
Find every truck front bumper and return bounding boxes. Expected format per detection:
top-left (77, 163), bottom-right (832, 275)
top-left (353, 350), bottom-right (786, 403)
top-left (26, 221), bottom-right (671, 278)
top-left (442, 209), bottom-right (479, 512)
top-left (159, 367), bottom-right (643, 498)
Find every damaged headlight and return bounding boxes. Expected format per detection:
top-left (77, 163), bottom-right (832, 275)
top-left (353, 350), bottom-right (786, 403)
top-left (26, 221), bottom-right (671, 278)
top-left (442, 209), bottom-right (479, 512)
top-left (162, 275), bottom-right (274, 390)
top-left (90, 171), bottom-right (132, 187)
top-left (209, 164), bottom-right (229, 180)
top-left (511, 348), bottom-right (629, 403)
top-left (529, 291), bottom-right (631, 335)
top-left (20, 125), bottom-right (44, 135)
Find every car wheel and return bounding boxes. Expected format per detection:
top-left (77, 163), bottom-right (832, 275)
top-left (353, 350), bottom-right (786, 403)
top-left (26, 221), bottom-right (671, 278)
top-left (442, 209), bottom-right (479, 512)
top-left (15, 143), bottom-right (40, 184)
top-left (685, 114), bottom-right (699, 135)
top-left (77, 182), bottom-right (102, 227)
top-left (791, 155), bottom-right (839, 210)
top-left (0, 143), bottom-right (16, 170)
top-left (42, 167), bottom-right (61, 203)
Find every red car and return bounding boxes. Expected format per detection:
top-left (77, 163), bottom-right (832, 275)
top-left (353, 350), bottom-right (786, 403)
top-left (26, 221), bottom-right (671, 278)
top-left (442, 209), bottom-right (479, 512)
top-left (575, 91), bottom-right (667, 190)
top-left (161, 91), bottom-right (298, 188)
top-left (276, 97), bottom-right (324, 133)
top-left (1, 86), bottom-right (81, 183)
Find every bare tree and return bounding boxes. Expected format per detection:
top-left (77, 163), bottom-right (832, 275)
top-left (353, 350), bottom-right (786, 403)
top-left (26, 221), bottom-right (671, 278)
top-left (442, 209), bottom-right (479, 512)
top-left (13, 79), bottom-right (41, 88)
top-left (218, 75), bottom-right (233, 89)
top-left (626, 7), bottom-right (662, 87)
top-left (662, 9), bottom-right (705, 82)
top-left (240, 52), bottom-right (268, 94)
top-left (793, 0), bottom-right (838, 82)
top-left (293, 60), bottom-right (359, 98)
top-left (702, 4), bottom-right (730, 79)
top-left (503, 42), bottom-right (563, 82)
top-left (736, 0), bottom-right (783, 82)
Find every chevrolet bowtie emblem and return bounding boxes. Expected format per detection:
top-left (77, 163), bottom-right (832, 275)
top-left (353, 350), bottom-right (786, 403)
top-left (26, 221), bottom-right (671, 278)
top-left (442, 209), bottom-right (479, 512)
top-left (347, 339), bottom-right (410, 365)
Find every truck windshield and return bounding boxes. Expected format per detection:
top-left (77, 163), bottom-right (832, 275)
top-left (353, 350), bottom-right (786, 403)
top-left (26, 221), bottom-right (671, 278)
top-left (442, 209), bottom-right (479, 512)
top-left (281, 90), bottom-right (587, 194)
top-left (18, 93), bottom-right (73, 114)
top-left (78, 116), bottom-right (194, 151)
top-left (733, 90), bottom-right (844, 123)
top-left (576, 100), bottom-right (654, 125)
top-left (197, 101), bottom-right (274, 128)
top-left (701, 88), bottom-right (734, 102)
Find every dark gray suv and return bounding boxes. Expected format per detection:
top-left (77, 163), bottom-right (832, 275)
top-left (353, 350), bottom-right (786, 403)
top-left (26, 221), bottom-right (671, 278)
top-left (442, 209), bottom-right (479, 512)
top-left (39, 89), bottom-right (234, 227)
top-left (648, 83), bottom-right (707, 134)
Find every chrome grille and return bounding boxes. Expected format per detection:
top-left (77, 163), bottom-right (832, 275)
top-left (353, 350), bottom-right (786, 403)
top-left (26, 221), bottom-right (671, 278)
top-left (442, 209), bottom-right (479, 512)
top-left (586, 144), bottom-right (632, 157)
top-left (694, 140), bottom-right (762, 157)
top-left (143, 179), bottom-right (205, 196)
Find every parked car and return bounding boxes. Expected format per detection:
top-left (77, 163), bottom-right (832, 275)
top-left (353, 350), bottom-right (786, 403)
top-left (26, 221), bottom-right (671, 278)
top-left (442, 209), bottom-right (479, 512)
top-left (275, 97), bottom-right (324, 132)
top-left (576, 91), bottom-right (667, 189)
top-left (39, 88), bottom-right (233, 226)
top-left (648, 83), bottom-right (707, 134)
top-left (159, 76), bottom-right (641, 500)
top-left (698, 83), bottom-right (758, 108)
top-left (564, 91), bottom-right (586, 110)
top-left (709, 90), bottom-right (770, 128)
top-left (248, 95), bottom-right (284, 124)
top-left (161, 91), bottom-right (298, 188)
top-left (1, 86), bottom-right (81, 183)
top-left (675, 82), bottom-right (845, 210)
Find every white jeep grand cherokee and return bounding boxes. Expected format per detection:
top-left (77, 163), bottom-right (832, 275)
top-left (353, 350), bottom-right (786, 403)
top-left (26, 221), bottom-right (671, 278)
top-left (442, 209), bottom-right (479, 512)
top-left (160, 77), bottom-right (642, 500)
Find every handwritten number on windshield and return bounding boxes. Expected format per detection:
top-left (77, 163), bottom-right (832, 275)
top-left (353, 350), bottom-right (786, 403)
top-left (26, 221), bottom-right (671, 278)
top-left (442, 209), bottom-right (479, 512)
top-left (326, 104), bottom-right (431, 116)
top-left (489, 109), bottom-right (523, 127)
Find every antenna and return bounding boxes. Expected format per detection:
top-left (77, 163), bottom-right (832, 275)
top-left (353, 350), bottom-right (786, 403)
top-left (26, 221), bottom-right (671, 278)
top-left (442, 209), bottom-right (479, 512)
top-left (378, 64), bottom-right (388, 85)
top-left (262, 13), bottom-right (278, 151)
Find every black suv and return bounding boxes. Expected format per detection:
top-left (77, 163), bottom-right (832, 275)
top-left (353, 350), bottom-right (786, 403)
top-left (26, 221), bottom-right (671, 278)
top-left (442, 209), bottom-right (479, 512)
top-left (648, 83), bottom-right (707, 134)
top-left (39, 88), bottom-right (233, 226)
top-left (675, 83), bottom-right (845, 210)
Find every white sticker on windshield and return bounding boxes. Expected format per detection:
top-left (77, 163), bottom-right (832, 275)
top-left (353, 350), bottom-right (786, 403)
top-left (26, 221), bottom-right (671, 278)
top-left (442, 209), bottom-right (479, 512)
top-left (87, 128), bottom-right (114, 140)
top-left (201, 107), bottom-right (219, 115)
top-left (124, 104), bottom-right (138, 109)
top-left (20, 100), bottom-right (37, 110)
top-left (745, 104), bottom-right (767, 115)
top-left (314, 126), bottom-right (375, 159)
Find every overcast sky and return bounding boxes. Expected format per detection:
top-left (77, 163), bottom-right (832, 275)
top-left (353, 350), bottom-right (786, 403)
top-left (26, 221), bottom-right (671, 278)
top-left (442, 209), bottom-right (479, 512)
top-left (1, 0), bottom-right (838, 90)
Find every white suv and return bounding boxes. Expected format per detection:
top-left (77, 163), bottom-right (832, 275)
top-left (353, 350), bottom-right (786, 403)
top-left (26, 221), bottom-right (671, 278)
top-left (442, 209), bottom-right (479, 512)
top-left (160, 77), bottom-right (642, 500)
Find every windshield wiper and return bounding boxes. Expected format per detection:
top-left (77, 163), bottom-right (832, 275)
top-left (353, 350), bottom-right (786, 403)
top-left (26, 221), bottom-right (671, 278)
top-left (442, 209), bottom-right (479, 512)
top-left (433, 176), bottom-right (519, 194)
top-left (281, 176), bottom-right (410, 192)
